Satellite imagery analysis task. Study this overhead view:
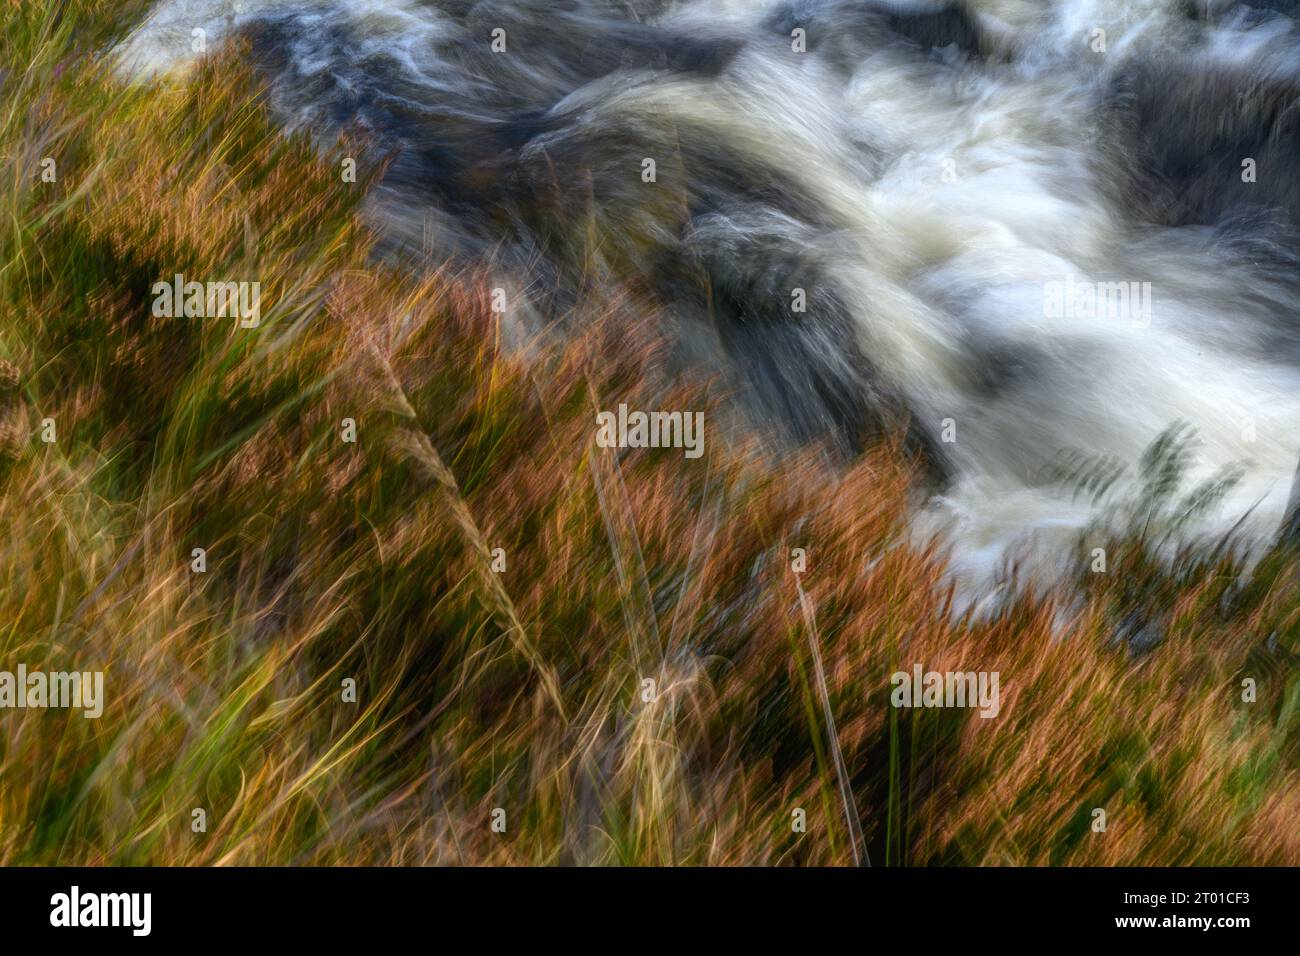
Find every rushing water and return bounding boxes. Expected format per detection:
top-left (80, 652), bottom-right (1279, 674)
top-left (117, 0), bottom-right (1300, 593)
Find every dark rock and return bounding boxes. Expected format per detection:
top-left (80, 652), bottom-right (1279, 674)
top-left (1103, 61), bottom-right (1300, 231)
top-left (767, 0), bottom-right (985, 59)
top-left (884, 2), bottom-right (983, 55)
top-left (1182, 1), bottom-right (1299, 20)
top-left (1113, 610), bottom-right (1165, 657)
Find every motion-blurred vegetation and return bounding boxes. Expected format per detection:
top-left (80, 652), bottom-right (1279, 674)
top-left (0, 0), bottom-right (1296, 865)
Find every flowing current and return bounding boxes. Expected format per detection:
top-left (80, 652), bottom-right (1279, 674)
top-left (117, 0), bottom-right (1300, 595)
